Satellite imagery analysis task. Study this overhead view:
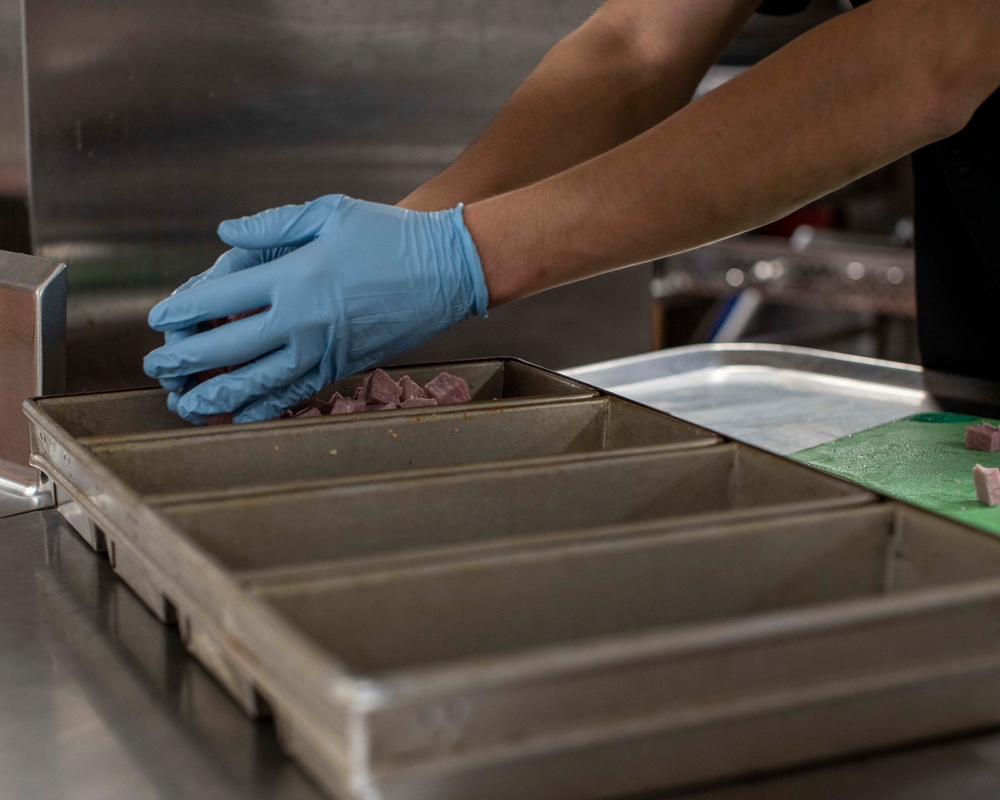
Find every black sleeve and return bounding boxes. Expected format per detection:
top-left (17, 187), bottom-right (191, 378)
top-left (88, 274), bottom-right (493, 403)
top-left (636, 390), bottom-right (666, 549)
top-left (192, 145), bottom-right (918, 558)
top-left (757, 0), bottom-right (811, 13)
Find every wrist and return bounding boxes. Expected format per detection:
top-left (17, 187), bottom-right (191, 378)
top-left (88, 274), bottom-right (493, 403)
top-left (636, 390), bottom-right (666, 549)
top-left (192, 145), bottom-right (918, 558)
top-left (450, 204), bottom-right (490, 317)
top-left (462, 199), bottom-right (522, 308)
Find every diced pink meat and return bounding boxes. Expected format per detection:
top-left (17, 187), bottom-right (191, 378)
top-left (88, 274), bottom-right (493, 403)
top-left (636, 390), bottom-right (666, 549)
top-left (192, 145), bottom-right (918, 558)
top-left (400, 397), bottom-right (438, 408)
top-left (330, 393), bottom-right (365, 414)
top-left (360, 368), bottom-right (401, 407)
top-left (423, 372), bottom-right (471, 405)
top-left (974, 464), bottom-right (1000, 507)
top-left (210, 367), bottom-right (471, 423)
top-left (399, 375), bottom-right (426, 401)
top-left (966, 422), bottom-right (1000, 452)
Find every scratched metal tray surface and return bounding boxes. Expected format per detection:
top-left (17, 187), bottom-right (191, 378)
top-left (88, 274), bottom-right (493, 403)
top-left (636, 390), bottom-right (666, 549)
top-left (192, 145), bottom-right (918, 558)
top-left (22, 356), bottom-right (1000, 800)
top-left (565, 343), bottom-right (940, 454)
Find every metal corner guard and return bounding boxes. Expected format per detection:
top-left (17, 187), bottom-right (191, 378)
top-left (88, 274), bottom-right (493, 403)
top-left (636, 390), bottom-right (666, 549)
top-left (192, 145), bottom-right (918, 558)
top-left (0, 249), bottom-right (65, 515)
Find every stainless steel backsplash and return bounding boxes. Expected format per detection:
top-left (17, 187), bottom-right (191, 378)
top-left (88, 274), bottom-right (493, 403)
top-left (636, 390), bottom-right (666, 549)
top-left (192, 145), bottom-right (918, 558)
top-left (17, 1), bottom-right (839, 388)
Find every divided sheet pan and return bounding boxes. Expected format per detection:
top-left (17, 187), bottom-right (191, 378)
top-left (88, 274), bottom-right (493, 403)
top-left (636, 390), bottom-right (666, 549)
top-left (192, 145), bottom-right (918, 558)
top-left (24, 357), bottom-right (1000, 800)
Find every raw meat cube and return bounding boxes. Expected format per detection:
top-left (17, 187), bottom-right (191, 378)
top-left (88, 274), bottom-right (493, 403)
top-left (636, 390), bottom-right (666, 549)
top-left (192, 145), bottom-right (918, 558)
top-left (399, 375), bottom-right (427, 401)
top-left (423, 372), bottom-right (471, 405)
top-left (360, 368), bottom-right (401, 407)
top-left (330, 393), bottom-right (365, 414)
top-left (400, 397), bottom-right (438, 408)
top-left (966, 422), bottom-right (1000, 452)
top-left (312, 398), bottom-right (335, 415)
top-left (292, 406), bottom-right (323, 419)
top-left (974, 464), bottom-right (1000, 507)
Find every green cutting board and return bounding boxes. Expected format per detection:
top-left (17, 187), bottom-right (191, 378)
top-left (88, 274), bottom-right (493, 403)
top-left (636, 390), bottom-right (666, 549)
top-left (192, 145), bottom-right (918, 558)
top-left (793, 412), bottom-right (1000, 534)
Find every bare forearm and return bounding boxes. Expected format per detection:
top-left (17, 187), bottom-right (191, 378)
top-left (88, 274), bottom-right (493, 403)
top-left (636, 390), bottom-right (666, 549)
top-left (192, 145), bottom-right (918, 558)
top-left (468, 0), bottom-right (1000, 305)
top-left (400, 0), bottom-right (759, 212)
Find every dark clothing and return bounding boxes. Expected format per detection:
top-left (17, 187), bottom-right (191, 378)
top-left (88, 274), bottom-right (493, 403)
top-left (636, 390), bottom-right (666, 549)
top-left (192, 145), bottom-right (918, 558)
top-left (757, 0), bottom-right (811, 14)
top-left (913, 92), bottom-right (1000, 379)
top-left (756, 0), bottom-right (1000, 379)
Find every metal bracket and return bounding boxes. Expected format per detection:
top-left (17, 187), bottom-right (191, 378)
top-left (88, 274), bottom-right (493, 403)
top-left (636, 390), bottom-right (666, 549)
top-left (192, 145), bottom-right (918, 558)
top-left (0, 250), bottom-right (65, 516)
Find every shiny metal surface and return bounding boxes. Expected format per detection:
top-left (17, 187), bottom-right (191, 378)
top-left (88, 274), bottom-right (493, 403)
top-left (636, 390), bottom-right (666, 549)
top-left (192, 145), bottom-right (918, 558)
top-left (1, 519), bottom-right (1000, 800)
top-left (12, 343), bottom-right (1000, 798)
top-left (0, 509), bottom-right (321, 800)
top-left (0, 249), bottom-right (64, 505)
top-left (22, 1), bottom-right (840, 286)
top-left (0, 0), bottom-right (25, 196)
top-left (18, 1), bottom-right (842, 391)
top-left (88, 397), bottom-right (719, 500)
top-left (17, 347), bottom-right (993, 800)
top-left (23, 0), bottom-right (598, 287)
top-left (159, 444), bottom-right (872, 574)
top-left (566, 344), bottom-right (943, 454)
top-left (31, 359), bottom-right (594, 441)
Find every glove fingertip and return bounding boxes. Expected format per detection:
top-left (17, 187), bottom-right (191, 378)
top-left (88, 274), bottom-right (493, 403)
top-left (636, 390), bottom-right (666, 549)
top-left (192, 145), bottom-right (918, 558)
top-left (217, 218), bottom-right (244, 245)
top-left (147, 299), bottom-right (171, 330)
top-left (159, 376), bottom-right (187, 392)
top-left (231, 406), bottom-right (270, 425)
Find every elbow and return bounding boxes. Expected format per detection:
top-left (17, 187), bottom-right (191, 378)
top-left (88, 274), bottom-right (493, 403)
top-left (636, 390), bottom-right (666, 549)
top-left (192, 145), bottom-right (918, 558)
top-left (857, 0), bottom-right (1000, 147)
top-left (904, 2), bottom-right (1000, 142)
top-left (917, 81), bottom-right (975, 144)
top-left (898, 54), bottom-right (986, 148)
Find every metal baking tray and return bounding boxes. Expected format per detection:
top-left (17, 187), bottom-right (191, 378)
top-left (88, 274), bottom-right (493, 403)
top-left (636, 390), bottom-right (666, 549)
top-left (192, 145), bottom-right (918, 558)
top-left (239, 504), bottom-right (1000, 800)
top-left (34, 359), bottom-right (595, 442)
top-left (87, 396), bottom-right (720, 501)
top-left (160, 444), bottom-right (874, 575)
top-left (22, 354), bottom-right (1000, 800)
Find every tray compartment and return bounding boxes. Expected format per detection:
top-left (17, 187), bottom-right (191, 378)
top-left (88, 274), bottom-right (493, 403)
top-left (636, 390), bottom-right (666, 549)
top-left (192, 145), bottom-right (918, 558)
top-left (243, 504), bottom-right (1000, 800)
top-left (162, 444), bottom-right (874, 573)
top-left (32, 359), bottom-right (594, 441)
top-left (257, 505), bottom-right (1000, 673)
top-left (89, 397), bottom-right (719, 498)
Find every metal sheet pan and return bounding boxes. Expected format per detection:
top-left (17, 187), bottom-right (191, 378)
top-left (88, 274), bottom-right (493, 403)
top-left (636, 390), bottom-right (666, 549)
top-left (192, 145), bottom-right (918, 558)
top-left (564, 344), bottom-right (938, 454)
top-left (88, 396), bottom-right (719, 500)
top-left (161, 444), bottom-right (874, 574)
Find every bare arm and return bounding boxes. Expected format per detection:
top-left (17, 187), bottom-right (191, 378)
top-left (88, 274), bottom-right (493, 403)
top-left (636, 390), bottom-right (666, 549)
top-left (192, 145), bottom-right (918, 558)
top-left (466, 0), bottom-right (1000, 305)
top-left (399, 0), bottom-right (761, 211)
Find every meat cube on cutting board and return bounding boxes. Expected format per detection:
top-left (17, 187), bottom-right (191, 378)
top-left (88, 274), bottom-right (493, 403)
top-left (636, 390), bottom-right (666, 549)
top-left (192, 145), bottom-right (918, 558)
top-left (966, 422), bottom-right (1000, 452)
top-left (973, 464), bottom-right (1000, 507)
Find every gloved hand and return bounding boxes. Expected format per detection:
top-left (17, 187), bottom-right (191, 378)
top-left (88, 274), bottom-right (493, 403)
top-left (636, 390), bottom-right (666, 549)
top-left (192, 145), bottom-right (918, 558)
top-left (155, 245), bottom-right (294, 412)
top-left (143, 194), bottom-right (489, 423)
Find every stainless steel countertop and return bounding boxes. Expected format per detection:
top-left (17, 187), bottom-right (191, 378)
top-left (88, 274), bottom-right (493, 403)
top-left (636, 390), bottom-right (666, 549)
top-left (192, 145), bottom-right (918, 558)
top-left (8, 343), bottom-right (1000, 798)
top-left (0, 509), bottom-right (322, 800)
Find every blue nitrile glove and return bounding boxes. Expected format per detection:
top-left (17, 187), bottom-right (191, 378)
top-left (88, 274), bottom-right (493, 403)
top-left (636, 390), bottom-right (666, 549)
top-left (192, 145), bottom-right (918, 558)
top-left (143, 194), bottom-right (489, 423)
top-left (155, 247), bottom-right (290, 405)
top-left (155, 245), bottom-right (299, 413)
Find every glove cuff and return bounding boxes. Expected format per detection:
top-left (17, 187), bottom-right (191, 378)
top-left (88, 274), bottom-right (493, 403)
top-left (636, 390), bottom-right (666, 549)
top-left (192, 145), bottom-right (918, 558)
top-left (452, 204), bottom-right (490, 318)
